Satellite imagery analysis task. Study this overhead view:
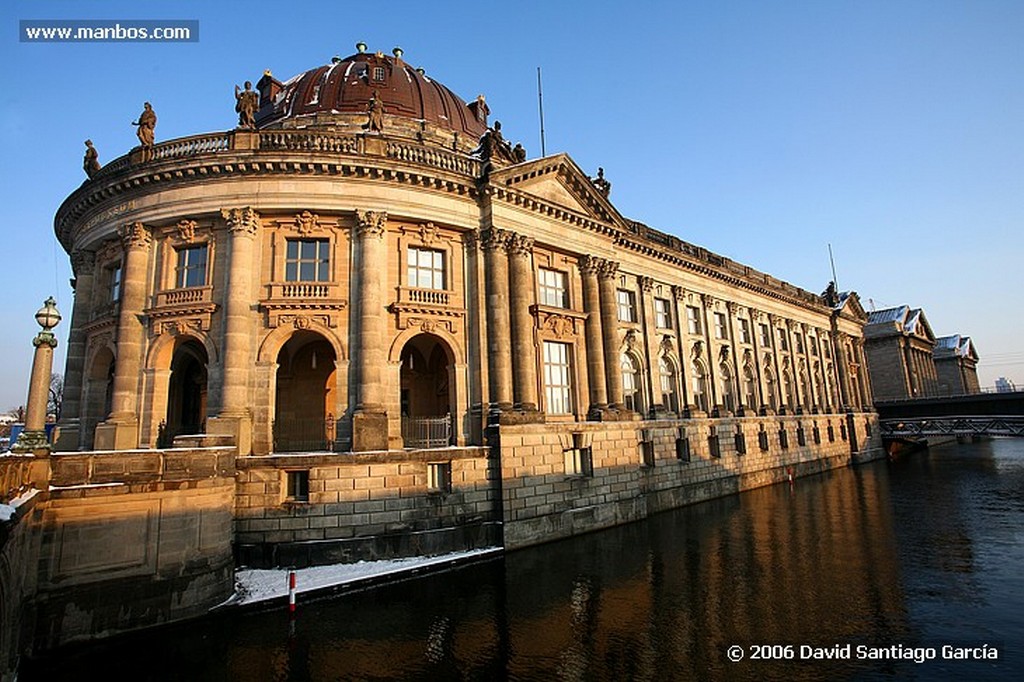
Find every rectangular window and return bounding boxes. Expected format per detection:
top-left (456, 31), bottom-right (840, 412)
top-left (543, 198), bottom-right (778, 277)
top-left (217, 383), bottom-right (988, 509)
top-left (739, 318), bottom-right (751, 344)
top-left (543, 341), bottom-right (573, 415)
top-left (654, 298), bottom-right (672, 329)
top-left (286, 239), bottom-right (330, 282)
top-left (286, 470), bottom-right (309, 502)
top-left (175, 244), bottom-right (208, 288)
top-left (427, 462), bottom-right (452, 493)
top-left (407, 247), bottom-right (446, 290)
top-left (686, 306), bottom-right (702, 335)
top-left (538, 268), bottom-right (569, 308)
top-left (640, 438), bottom-right (655, 467)
top-left (777, 328), bottom-right (789, 352)
top-left (617, 289), bottom-right (637, 322)
top-left (564, 433), bottom-right (593, 477)
top-left (713, 312), bottom-right (728, 340)
top-left (759, 323), bottom-right (771, 346)
top-left (107, 263), bottom-right (122, 302)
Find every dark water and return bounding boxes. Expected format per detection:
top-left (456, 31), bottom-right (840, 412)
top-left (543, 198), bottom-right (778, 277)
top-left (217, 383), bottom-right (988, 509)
top-left (26, 440), bottom-right (1023, 680)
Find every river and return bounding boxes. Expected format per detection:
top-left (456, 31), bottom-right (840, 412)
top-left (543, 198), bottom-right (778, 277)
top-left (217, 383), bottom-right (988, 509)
top-left (24, 439), bottom-right (1023, 680)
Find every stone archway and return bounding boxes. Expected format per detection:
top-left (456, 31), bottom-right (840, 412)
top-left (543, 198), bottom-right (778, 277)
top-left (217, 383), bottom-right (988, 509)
top-left (274, 330), bottom-right (337, 452)
top-left (83, 346), bottom-right (115, 449)
top-left (399, 333), bottom-right (455, 448)
top-left (162, 339), bottom-right (208, 446)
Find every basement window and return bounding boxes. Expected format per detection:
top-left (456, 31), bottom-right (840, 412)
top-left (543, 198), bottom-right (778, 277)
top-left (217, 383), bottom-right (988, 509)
top-left (286, 470), bottom-right (309, 502)
top-left (427, 462), bottom-right (452, 494)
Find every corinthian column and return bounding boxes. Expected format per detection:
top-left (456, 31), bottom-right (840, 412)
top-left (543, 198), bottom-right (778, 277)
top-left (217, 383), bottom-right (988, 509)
top-left (596, 259), bottom-right (625, 410)
top-left (207, 207), bottom-right (259, 455)
top-left (55, 249), bottom-right (96, 450)
top-left (506, 233), bottom-right (538, 412)
top-left (94, 222), bottom-right (151, 450)
top-left (480, 228), bottom-right (513, 414)
top-left (578, 256), bottom-right (608, 418)
top-left (351, 209), bottom-right (390, 451)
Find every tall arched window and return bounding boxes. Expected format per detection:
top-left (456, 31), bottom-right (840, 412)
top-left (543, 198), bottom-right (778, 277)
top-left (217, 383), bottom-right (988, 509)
top-left (691, 361), bottom-right (709, 413)
top-left (742, 364), bottom-right (757, 411)
top-left (783, 369), bottom-right (795, 409)
top-left (764, 367), bottom-right (778, 411)
top-left (659, 357), bottom-right (678, 414)
top-left (622, 353), bottom-right (642, 414)
top-left (719, 362), bottom-right (735, 413)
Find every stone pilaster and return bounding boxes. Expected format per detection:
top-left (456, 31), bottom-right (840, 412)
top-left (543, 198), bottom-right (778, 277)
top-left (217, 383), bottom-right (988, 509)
top-left (748, 308), bottom-right (768, 414)
top-left (480, 228), bottom-right (513, 414)
top-left (506, 233), bottom-right (539, 412)
top-left (834, 331), bottom-right (853, 410)
top-left (578, 256), bottom-right (609, 418)
top-left (207, 207), bottom-right (259, 455)
top-left (700, 294), bottom-right (720, 411)
top-left (671, 285), bottom-right (691, 410)
top-left (351, 209), bottom-right (389, 451)
top-left (55, 250), bottom-right (96, 450)
top-left (95, 223), bottom-right (151, 450)
top-left (596, 259), bottom-right (624, 410)
top-left (638, 276), bottom-right (659, 416)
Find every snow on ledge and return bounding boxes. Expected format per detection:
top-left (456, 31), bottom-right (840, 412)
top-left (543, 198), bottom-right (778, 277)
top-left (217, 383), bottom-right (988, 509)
top-left (227, 547), bottom-right (502, 607)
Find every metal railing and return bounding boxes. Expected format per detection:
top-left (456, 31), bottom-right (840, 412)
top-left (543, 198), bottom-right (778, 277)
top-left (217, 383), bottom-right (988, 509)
top-left (273, 415), bottom-right (337, 452)
top-left (402, 415), bottom-right (451, 449)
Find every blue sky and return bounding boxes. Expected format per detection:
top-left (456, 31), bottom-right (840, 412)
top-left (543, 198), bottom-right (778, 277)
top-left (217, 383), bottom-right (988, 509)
top-left (1, 0), bottom-right (1021, 409)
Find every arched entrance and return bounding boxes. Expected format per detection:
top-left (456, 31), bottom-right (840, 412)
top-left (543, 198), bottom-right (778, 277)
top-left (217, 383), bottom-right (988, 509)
top-left (83, 347), bottom-right (115, 449)
top-left (162, 339), bottom-right (208, 445)
top-left (275, 331), bottom-right (336, 452)
top-left (399, 334), bottom-right (454, 448)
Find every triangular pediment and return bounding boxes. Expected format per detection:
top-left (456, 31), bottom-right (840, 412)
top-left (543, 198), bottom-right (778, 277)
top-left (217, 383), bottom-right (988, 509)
top-left (837, 291), bottom-right (868, 322)
top-left (489, 153), bottom-right (629, 229)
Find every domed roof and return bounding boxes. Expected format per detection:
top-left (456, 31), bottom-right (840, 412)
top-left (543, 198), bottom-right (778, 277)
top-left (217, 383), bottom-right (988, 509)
top-left (255, 47), bottom-right (489, 138)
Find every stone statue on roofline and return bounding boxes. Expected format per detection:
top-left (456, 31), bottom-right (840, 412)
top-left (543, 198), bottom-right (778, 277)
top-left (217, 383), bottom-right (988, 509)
top-left (592, 167), bottom-right (611, 197)
top-left (365, 90), bottom-right (385, 132)
top-left (132, 102), bottom-right (156, 148)
top-left (512, 143), bottom-right (526, 163)
top-left (83, 140), bottom-right (101, 179)
top-left (234, 81), bottom-right (259, 129)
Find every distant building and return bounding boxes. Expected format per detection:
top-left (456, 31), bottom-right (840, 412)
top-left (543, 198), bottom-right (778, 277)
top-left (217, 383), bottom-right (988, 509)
top-left (863, 305), bottom-right (939, 400)
top-left (995, 376), bottom-right (1016, 393)
top-left (933, 335), bottom-right (980, 395)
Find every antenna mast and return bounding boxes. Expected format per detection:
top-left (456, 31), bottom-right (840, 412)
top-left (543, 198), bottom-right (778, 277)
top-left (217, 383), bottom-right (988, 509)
top-left (828, 243), bottom-right (839, 291)
top-left (537, 67), bottom-right (546, 157)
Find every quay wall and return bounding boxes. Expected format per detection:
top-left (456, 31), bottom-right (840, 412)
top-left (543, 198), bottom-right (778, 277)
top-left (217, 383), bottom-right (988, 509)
top-left (233, 446), bottom-right (500, 568)
top-left (498, 411), bottom-right (883, 549)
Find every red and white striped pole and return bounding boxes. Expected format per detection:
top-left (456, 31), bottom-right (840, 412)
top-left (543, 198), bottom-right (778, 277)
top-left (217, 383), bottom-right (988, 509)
top-left (288, 570), bottom-right (297, 613)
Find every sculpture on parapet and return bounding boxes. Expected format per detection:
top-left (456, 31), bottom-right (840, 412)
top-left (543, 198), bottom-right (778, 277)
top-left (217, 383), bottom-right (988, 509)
top-left (592, 167), bottom-right (611, 197)
top-left (512, 142), bottom-right (526, 163)
top-left (477, 120), bottom-right (515, 163)
top-left (132, 102), bottom-right (156, 148)
top-left (234, 80), bottom-right (258, 129)
top-left (365, 90), bottom-right (385, 132)
top-left (83, 140), bottom-right (100, 179)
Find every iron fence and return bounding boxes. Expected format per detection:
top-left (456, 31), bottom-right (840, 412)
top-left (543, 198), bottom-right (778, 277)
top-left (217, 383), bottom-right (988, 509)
top-left (274, 414), bottom-right (337, 452)
top-left (402, 415), bottom-right (451, 449)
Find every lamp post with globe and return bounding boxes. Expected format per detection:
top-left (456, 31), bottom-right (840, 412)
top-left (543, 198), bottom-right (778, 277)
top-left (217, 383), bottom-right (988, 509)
top-left (13, 297), bottom-right (61, 453)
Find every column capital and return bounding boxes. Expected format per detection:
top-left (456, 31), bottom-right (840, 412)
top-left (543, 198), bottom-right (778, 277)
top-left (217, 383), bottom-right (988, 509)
top-left (478, 227), bottom-right (510, 252)
top-left (749, 307), bottom-right (762, 321)
top-left (726, 301), bottom-right (739, 315)
top-left (577, 254), bottom-right (602, 276)
top-left (596, 259), bottom-right (619, 280)
top-left (70, 249), bottom-right (96, 277)
top-left (672, 284), bottom-right (687, 301)
top-left (355, 209), bottom-right (387, 239)
top-left (701, 293), bottom-right (715, 309)
top-left (505, 232), bottom-right (534, 258)
top-left (639, 276), bottom-right (654, 293)
top-left (220, 206), bottom-right (260, 236)
top-left (118, 222), bottom-right (152, 251)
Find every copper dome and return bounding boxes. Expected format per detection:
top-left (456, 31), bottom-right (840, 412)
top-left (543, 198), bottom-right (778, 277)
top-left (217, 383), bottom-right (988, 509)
top-left (255, 49), bottom-right (488, 138)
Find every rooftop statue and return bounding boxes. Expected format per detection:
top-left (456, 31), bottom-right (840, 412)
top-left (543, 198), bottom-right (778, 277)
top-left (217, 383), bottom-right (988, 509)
top-left (132, 102), bottom-right (156, 148)
top-left (235, 81), bottom-right (258, 129)
top-left (592, 167), bottom-right (611, 197)
top-left (365, 90), bottom-right (385, 132)
top-left (83, 140), bottom-right (100, 179)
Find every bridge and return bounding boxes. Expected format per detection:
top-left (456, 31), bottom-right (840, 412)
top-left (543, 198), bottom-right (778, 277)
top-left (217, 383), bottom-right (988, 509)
top-left (876, 391), bottom-right (1024, 439)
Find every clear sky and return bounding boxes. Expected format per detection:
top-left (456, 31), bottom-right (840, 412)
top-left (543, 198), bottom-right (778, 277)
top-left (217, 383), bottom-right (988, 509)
top-left (1, 0), bottom-right (1021, 410)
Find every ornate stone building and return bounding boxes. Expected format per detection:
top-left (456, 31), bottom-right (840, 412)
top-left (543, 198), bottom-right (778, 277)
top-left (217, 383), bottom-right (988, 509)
top-left (52, 46), bottom-right (882, 558)
top-left (933, 334), bottom-right (980, 395)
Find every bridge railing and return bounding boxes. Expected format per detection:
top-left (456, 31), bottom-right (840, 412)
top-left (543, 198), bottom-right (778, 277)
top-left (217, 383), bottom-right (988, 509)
top-left (880, 415), bottom-right (1024, 438)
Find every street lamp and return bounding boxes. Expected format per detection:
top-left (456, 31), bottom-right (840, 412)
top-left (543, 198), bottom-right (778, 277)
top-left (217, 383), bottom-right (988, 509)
top-left (13, 297), bottom-right (61, 453)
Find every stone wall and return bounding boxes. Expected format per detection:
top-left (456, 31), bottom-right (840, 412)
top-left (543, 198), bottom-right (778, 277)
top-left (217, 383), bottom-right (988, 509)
top-left (234, 447), bottom-right (500, 567)
top-left (8, 447), bottom-right (235, 659)
top-left (497, 412), bottom-right (882, 549)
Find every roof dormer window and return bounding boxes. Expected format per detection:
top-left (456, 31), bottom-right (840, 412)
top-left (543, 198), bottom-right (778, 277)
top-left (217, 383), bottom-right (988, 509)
top-left (373, 66), bottom-right (386, 82)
